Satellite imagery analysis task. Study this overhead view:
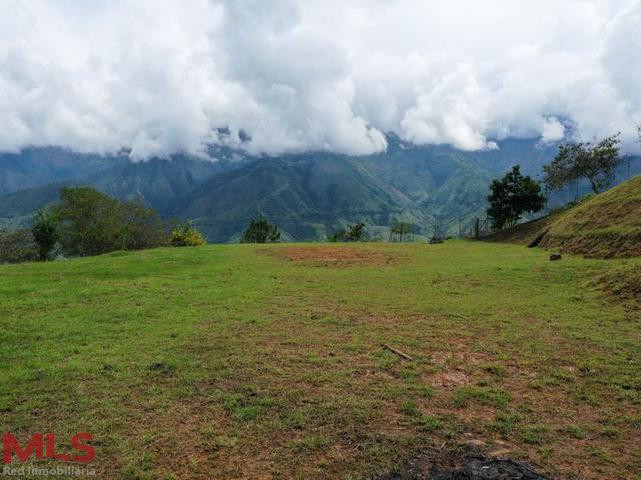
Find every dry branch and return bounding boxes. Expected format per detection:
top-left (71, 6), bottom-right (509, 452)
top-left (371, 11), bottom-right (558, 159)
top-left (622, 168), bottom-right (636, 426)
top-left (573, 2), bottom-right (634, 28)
top-left (381, 344), bottom-right (413, 361)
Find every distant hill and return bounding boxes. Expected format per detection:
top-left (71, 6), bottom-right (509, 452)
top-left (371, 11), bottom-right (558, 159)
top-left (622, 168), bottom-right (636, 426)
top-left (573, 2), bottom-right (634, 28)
top-left (0, 147), bottom-right (124, 196)
top-left (2, 137), bottom-right (637, 242)
top-left (486, 174), bottom-right (641, 258)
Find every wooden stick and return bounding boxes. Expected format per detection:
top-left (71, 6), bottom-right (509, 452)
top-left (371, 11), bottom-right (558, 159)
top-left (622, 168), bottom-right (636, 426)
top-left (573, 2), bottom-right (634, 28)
top-left (382, 344), bottom-right (413, 361)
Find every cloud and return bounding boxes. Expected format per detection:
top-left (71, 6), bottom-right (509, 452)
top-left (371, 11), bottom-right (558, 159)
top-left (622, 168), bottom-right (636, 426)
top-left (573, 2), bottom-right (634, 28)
top-left (0, 0), bottom-right (640, 159)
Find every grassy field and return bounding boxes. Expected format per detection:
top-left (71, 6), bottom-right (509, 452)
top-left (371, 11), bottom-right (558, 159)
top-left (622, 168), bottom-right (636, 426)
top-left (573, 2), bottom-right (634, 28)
top-left (1, 241), bottom-right (640, 479)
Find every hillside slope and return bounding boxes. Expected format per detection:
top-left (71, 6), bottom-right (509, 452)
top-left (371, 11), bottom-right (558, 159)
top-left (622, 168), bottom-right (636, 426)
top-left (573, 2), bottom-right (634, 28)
top-left (487, 175), bottom-right (641, 258)
top-left (539, 175), bottom-right (641, 258)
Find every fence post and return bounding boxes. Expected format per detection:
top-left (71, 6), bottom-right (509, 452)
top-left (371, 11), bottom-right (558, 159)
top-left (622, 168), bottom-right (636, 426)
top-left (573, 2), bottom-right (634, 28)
top-left (474, 218), bottom-right (480, 239)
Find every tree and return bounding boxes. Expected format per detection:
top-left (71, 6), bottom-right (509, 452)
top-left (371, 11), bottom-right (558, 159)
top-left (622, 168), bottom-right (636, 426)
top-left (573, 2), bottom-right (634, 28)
top-left (543, 133), bottom-right (622, 194)
top-left (241, 216), bottom-right (281, 243)
top-left (54, 187), bottom-right (170, 256)
top-left (55, 187), bottom-right (123, 256)
top-left (328, 223), bottom-right (366, 242)
top-left (32, 208), bottom-right (59, 260)
top-left (390, 221), bottom-right (413, 242)
top-left (487, 165), bottom-right (545, 230)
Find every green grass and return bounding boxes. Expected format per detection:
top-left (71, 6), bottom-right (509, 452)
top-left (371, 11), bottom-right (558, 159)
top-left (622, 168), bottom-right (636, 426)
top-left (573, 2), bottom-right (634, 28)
top-left (1, 240), bottom-right (640, 479)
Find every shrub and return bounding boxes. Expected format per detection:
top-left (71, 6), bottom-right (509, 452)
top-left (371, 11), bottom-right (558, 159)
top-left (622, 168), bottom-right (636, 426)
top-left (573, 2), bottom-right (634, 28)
top-left (0, 229), bottom-right (39, 264)
top-left (328, 223), bottom-right (366, 242)
top-left (241, 216), bottom-right (281, 243)
top-left (170, 222), bottom-right (207, 247)
top-left (32, 208), bottom-right (59, 260)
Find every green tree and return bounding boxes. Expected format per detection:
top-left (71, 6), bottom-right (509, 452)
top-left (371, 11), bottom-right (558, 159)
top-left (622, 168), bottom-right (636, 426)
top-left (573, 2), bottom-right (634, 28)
top-left (544, 133), bottom-right (622, 194)
top-left (55, 187), bottom-right (123, 256)
top-left (54, 187), bottom-right (170, 256)
top-left (241, 216), bottom-right (281, 243)
top-left (487, 165), bottom-right (545, 230)
top-left (32, 208), bottom-right (59, 260)
top-left (328, 223), bottom-right (366, 242)
top-left (390, 221), bottom-right (413, 242)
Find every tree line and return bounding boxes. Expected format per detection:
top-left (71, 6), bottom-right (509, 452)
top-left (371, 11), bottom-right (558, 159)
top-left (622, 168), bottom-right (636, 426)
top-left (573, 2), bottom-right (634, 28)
top-left (1, 186), bottom-right (207, 263)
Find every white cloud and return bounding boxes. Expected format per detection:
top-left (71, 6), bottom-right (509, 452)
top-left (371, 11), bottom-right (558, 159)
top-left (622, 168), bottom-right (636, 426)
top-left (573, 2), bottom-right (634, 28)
top-left (0, 0), bottom-right (640, 159)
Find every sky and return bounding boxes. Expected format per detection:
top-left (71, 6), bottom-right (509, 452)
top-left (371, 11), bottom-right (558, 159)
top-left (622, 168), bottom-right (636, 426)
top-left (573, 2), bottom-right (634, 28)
top-left (1, 0), bottom-right (640, 160)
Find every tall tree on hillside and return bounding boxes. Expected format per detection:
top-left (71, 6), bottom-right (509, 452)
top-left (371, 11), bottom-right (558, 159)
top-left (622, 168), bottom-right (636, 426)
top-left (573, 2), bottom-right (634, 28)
top-left (543, 133), bottom-right (622, 194)
top-left (241, 216), bottom-right (281, 243)
top-left (487, 165), bottom-right (545, 230)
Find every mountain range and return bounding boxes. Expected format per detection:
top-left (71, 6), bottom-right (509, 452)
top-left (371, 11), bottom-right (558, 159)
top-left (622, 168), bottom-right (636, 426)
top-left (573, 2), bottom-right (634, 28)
top-left (0, 136), bottom-right (638, 242)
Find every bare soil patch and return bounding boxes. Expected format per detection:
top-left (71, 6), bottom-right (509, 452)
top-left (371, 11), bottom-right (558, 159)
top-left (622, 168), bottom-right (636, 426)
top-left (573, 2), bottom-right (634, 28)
top-left (269, 245), bottom-right (400, 267)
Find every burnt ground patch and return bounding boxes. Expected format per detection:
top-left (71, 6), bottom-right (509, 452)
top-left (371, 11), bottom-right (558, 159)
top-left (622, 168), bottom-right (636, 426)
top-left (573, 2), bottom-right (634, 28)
top-left (377, 454), bottom-right (550, 480)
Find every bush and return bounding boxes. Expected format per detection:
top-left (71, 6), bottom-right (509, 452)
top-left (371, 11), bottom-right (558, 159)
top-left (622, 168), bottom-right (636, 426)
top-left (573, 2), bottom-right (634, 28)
top-left (32, 208), bottom-right (59, 260)
top-left (170, 222), bottom-right (207, 247)
top-left (0, 230), bottom-right (39, 264)
top-left (241, 217), bottom-right (281, 243)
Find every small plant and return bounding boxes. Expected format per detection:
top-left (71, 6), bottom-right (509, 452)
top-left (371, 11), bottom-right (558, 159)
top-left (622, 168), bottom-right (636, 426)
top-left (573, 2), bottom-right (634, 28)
top-left (170, 221), bottom-right (206, 247)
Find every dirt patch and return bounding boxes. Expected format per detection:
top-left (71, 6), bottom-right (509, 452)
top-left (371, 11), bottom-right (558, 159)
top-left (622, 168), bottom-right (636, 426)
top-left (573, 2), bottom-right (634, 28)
top-left (269, 246), bottom-right (400, 267)
top-left (429, 371), bottom-right (471, 388)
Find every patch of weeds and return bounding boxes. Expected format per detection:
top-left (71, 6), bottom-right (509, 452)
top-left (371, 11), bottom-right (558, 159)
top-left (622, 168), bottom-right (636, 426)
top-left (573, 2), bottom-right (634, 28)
top-left (400, 400), bottom-right (421, 417)
top-left (481, 363), bottom-right (506, 377)
top-left (628, 414), bottom-right (641, 428)
top-left (561, 425), bottom-right (586, 440)
top-left (588, 446), bottom-right (614, 463)
top-left (147, 362), bottom-right (174, 374)
top-left (520, 425), bottom-right (548, 445)
top-left (601, 426), bottom-right (619, 438)
top-left (375, 350), bottom-right (400, 370)
top-left (552, 367), bottom-right (575, 381)
top-left (573, 386), bottom-right (600, 406)
top-left (281, 409), bottom-right (308, 430)
top-left (289, 434), bottom-right (331, 454)
top-left (400, 366), bottom-right (420, 382)
top-left (208, 435), bottom-right (238, 451)
top-left (538, 447), bottom-right (552, 461)
top-left (221, 391), bottom-right (276, 422)
top-left (527, 378), bottom-right (544, 390)
top-left (415, 414), bottom-right (442, 432)
top-left (452, 386), bottom-right (510, 409)
top-left (492, 412), bottom-right (521, 435)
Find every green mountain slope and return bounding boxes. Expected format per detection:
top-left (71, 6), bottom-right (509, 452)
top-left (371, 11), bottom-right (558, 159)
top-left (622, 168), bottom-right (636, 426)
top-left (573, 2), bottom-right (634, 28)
top-left (0, 147), bottom-right (124, 196)
top-left (169, 154), bottom-right (431, 241)
top-left (1, 138), bottom-right (599, 241)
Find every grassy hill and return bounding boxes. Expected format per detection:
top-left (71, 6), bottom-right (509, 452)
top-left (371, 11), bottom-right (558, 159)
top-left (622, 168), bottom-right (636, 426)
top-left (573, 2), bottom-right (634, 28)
top-left (486, 175), bottom-right (641, 258)
top-left (539, 175), bottom-right (641, 258)
top-left (1, 242), bottom-right (640, 479)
